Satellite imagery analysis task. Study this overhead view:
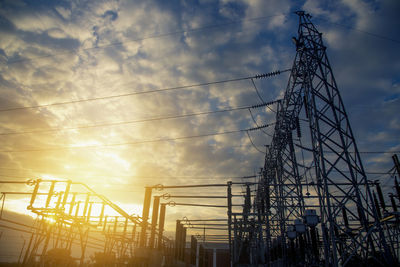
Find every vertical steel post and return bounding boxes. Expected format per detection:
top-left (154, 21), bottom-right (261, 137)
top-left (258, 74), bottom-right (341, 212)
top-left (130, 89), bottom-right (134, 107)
top-left (28, 180), bottom-right (40, 209)
top-left (149, 196), bottom-right (160, 248)
top-left (61, 180), bottom-right (71, 209)
top-left (18, 238), bottom-right (26, 266)
top-left (140, 187), bottom-right (152, 247)
top-left (45, 181), bottom-right (55, 208)
top-left (181, 225), bottom-right (187, 261)
top-left (191, 235), bottom-right (197, 265)
top-left (0, 194), bottom-right (5, 219)
top-left (22, 232), bottom-right (35, 266)
top-left (68, 193), bottom-right (76, 215)
top-left (87, 202), bottom-right (93, 223)
top-left (99, 203), bottom-right (105, 225)
top-left (175, 220), bottom-right (181, 260)
top-left (131, 223), bottom-right (137, 255)
top-left (82, 193), bottom-right (90, 219)
top-left (393, 154), bottom-right (400, 178)
top-left (158, 203), bottom-right (166, 250)
top-left (227, 181), bottom-right (233, 267)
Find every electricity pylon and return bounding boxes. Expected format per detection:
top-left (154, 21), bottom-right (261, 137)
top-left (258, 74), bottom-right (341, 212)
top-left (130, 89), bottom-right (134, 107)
top-left (259, 11), bottom-right (396, 266)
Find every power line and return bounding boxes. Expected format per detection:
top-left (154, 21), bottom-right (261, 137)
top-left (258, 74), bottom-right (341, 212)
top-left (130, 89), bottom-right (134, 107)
top-left (248, 108), bottom-right (273, 137)
top-left (0, 170), bottom-right (257, 180)
top-left (0, 150), bottom-right (395, 176)
top-left (0, 123), bottom-right (274, 153)
top-left (0, 69), bottom-right (290, 113)
top-left (246, 131), bottom-right (266, 154)
top-left (296, 144), bottom-right (400, 155)
top-left (6, 14), bottom-right (287, 65)
top-left (358, 151), bottom-right (400, 154)
top-left (0, 101), bottom-right (280, 136)
top-left (0, 174), bottom-right (33, 179)
top-left (315, 16), bottom-right (400, 44)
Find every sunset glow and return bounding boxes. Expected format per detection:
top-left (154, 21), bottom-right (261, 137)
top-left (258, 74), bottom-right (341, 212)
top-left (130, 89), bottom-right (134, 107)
top-left (0, 0), bottom-right (399, 265)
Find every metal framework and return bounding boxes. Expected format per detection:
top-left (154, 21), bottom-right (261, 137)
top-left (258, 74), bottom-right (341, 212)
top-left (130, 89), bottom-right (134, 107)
top-left (0, 179), bottom-right (147, 266)
top-left (1, 11), bottom-right (399, 267)
top-left (230, 11), bottom-right (400, 267)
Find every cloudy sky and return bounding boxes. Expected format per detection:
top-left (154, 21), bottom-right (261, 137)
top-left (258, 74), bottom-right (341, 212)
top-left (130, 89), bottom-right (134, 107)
top-left (0, 0), bottom-right (399, 246)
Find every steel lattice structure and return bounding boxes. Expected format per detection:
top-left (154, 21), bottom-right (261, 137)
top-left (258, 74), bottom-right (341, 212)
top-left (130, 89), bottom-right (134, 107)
top-left (230, 11), bottom-right (399, 267)
top-left (1, 11), bottom-right (400, 267)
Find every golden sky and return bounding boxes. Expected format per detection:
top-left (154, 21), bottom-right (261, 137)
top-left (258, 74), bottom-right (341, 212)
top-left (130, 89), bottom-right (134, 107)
top-left (0, 0), bottom-right (399, 249)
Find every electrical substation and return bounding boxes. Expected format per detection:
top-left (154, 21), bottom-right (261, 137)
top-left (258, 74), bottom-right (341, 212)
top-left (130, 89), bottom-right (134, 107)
top-left (1, 11), bottom-right (400, 267)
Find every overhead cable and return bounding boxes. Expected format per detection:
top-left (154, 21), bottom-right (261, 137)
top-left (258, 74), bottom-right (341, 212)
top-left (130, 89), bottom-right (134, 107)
top-left (315, 17), bottom-right (400, 44)
top-left (0, 123), bottom-right (275, 153)
top-left (248, 108), bottom-right (273, 137)
top-left (245, 131), bottom-right (266, 154)
top-left (6, 13), bottom-right (288, 65)
top-left (0, 69), bottom-right (291, 113)
top-left (0, 101), bottom-right (280, 136)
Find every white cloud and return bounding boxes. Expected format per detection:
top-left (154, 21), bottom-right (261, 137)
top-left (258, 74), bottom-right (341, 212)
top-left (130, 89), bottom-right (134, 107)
top-left (55, 6), bottom-right (72, 20)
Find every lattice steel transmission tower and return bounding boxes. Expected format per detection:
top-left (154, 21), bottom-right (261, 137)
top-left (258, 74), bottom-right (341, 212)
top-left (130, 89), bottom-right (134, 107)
top-left (256, 11), bottom-right (397, 267)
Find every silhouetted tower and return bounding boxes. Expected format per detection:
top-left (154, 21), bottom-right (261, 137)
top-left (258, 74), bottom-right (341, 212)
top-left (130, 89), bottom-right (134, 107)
top-left (259, 11), bottom-right (395, 266)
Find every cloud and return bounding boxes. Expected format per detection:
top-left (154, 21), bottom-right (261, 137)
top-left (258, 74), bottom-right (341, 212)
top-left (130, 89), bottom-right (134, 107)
top-left (102, 10), bottom-right (118, 21)
top-left (0, 1), bottom-right (398, 255)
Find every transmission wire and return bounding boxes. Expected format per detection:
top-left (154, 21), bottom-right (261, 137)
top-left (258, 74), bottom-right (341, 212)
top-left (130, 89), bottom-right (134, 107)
top-left (0, 69), bottom-right (291, 113)
top-left (0, 123), bottom-right (275, 153)
top-left (245, 131), bottom-right (266, 154)
top-left (6, 13), bottom-right (288, 65)
top-left (0, 104), bottom-right (251, 136)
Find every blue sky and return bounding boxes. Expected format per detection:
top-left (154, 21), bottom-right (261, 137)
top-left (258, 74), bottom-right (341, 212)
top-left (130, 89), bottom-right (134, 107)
top-left (0, 0), bottom-right (399, 244)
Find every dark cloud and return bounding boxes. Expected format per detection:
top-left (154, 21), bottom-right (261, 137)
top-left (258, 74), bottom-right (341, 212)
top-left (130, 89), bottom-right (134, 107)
top-left (0, 13), bottom-right (16, 33)
top-left (102, 10), bottom-right (118, 21)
